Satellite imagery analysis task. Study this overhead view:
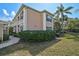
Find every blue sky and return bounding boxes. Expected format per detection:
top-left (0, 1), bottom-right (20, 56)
top-left (0, 3), bottom-right (79, 21)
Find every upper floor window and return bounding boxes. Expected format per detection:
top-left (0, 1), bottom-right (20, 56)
top-left (18, 16), bottom-right (19, 21)
top-left (46, 15), bottom-right (52, 22)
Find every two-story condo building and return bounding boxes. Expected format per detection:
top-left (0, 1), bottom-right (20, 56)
top-left (11, 4), bottom-right (54, 33)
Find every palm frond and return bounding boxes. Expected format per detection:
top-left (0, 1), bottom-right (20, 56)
top-left (54, 10), bottom-right (59, 14)
top-left (60, 4), bottom-right (64, 10)
top-left (64, 7), bottom-right (73, 12)
top-left (65, 11), bottom-right (72, 14)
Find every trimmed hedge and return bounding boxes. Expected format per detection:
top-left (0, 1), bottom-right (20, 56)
top-left (3, 34), bottom-right (9, 41)
top-left (0, 38), bottom-right (2, 43)
top-left (18, 30), bottom-right (56, 42)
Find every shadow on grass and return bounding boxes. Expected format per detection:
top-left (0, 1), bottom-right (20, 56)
top-left (65, 32), bottom-right (79, 41)
top-left (24, 39), bottom-right (60, 56)
top-left (0, 39), bottom-right (60, 56)
top-left (0, 42), bottom-right (25, 56)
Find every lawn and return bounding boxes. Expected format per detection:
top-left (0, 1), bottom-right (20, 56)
top-left (0, 32), bottom-right (79, 56)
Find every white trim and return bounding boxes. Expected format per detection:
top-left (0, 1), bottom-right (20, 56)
top-left (23, 8), bottom-right (27, 31)
top-left (52, 18), bottom-right (54, 30)
top-left (0, 24), bottom-right (3, 42)
top-left (2, 26), bottom-right (3, 42)
top-left (43, 12), bottom-right (46, 30)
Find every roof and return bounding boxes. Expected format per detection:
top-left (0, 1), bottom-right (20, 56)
top-left (12, 4), bottom-right (54, 21)
top-left (42, 10), bottom-right (54, 16)
top-left (0, 20), bottom-right (9, 25)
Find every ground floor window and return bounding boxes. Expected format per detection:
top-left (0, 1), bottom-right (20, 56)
top-left (20, 26), bottom-right (23, 31)
top-left (13, 26), bottom-right (16, 32)
top-left (46, 27), bottom-right (52, 30)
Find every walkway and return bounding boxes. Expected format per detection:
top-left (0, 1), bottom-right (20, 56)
top-left (0, 36), bottom-right (20, 49)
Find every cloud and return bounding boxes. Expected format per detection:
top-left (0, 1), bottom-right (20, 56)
top-left (1, 9), bottom-right (16, 21)
top-left (2, 9), bottom-right (9, 16)
top-left (11, 11), bottom-right (16, 17)
top-left (0, 17), bottom-right (10, 21)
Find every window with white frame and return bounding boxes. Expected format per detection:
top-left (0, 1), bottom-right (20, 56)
top-left (46, 15), bottom-right (52, 22)
top-left (18, 25), bottom-right (19, 32)
top-left (13, 26), bottom-right (16, 32)
top-left (46, 27), bottom-right (52, 30)
top-left (20, 25), bottom-right (23, 31)
top-left (18, 16), bottom-right (19, 21)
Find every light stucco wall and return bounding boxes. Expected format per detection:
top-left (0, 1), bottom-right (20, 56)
top-left (0, 23), bottom-right (3, 41)
top-left (11, 8), bottom-right (24, 33)
top-left (27, 8), bottom-right (43, 30)
top-left (23, 8), bottom-right (28, 30)
top-left (42, 12), bottom-right (46, 30)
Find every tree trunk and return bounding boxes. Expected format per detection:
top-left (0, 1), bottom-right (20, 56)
top-left (61, 13), bottom-right (64, 34)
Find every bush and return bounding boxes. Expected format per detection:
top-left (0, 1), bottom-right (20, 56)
top-left (9, 27), bottom-right (13, 35)
top-left (18, 30), bottom-right (56, 42)
top-left (54, 22), bottom-right (62, 33)
top-left (3, 34), bottom-right (9, 41)
top-left (9, 31), bottom-right (19, 37)
top-left (67, 19), bottom-right (79, 33)
top-left (0, 40), bottom-right (1, 43)
top-left (54, 22), bottom-right (62, 37)
top-left (13, 33), bottom-right (19, 37)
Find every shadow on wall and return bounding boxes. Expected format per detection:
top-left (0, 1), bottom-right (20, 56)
top-left (0, 39), bottom-right (60, 56)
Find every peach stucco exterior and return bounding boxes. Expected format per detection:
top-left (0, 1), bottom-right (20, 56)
top-left (27, 8), bottom-right (43, 30)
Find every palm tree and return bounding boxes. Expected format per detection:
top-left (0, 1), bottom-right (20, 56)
top-left (54, 4), bottom-right (73, 32)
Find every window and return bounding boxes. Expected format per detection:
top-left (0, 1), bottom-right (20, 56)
top-left (20, 26), bottom-right (23, 31)
top-left (18, 25), bottom-right (19, 32)
top-left (46, 15), bottom-right (52, 22)
top-left (18, 16), bottom-right (19, 21)
top-left (46, 27), bottom-right (52, 30)
top-left (3, 27), bottom-right (7, 34)
top-left (14, 26), bottom-right (16, 32)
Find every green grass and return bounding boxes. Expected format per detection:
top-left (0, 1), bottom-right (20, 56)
top-left (0, 32), bottom-right (79, 56)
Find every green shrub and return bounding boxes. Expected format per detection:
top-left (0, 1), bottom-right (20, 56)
top-left (3, 34), bottom-right (9, 41)
top-left (9, 27), bottom-right (13, 35)
top-left (67, 19), bottom-right (79, 32)
top-left (0, 38), bottom-right (2, 43)
top-left (12, 32), bottom-right (19, 37)
top-left (54, 22), bottom-right (62, 37)
top-left (9, 31), bottom-right (19, 37)
top-left (18, 30), bottom-right (56, 42)
top-left (54, 22), bottom-right (62, 33)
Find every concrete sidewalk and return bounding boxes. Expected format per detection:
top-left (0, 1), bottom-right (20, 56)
top-left (0, 36), bottom-right (20, 49)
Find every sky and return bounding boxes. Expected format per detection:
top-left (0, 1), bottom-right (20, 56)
top-left (0, 3), bottom-right (79, 21)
